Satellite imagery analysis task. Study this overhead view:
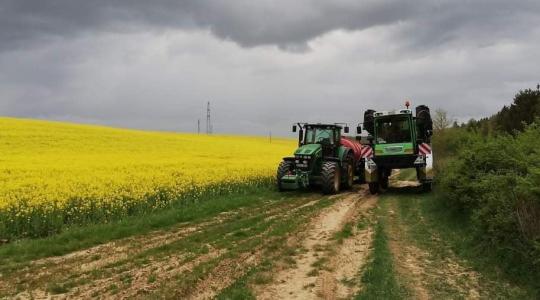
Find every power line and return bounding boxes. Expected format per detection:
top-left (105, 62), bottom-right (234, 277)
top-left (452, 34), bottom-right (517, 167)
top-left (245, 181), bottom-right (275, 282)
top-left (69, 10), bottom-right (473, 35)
top-left (206, 101), bottom-right (212, 134)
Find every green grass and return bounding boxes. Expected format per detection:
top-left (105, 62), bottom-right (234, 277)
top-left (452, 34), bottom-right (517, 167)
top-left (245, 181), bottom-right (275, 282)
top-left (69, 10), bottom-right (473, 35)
top-left (215, 198), bottom-right (335, 299)
top-left (355, 212), bottom-right (409, 299)
top-left (0, 185), bottom-right (303, 271)
top-left (333, 222), bottom-right (353, 243)
top-left (391, 190), bottom-right (536, 298)
top-left (153, 196), bottom-right (333, 298)
top-left (417, 194), bottom-right (537, 298)
top-left (216, 268), bottom-right (258, 300)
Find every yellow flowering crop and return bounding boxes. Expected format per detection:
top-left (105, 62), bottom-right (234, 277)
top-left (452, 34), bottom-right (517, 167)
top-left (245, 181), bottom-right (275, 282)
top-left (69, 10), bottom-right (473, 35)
top-left (0, 117), bottom-right (296, 238)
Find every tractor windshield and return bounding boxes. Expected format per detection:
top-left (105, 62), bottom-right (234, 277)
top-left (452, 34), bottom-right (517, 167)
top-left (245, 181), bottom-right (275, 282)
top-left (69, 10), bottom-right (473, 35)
top-left (375, 117), bottom-right (411, 144)
top-left (304, 128), bottom-right (335, 145)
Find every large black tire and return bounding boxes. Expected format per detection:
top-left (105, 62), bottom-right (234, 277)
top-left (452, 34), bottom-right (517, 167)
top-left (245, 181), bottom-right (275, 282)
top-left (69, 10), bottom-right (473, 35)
top-left (321, 161), bottom-right (341, 195)
top-left (381, 175), bottom-right (389, 190)
top-left (277, 161), bottom-right (293, 191)
top-left (342, 155), bottom-right (355, 190)
top-left (368, 182), bottom-right (379, 194)
top-left (379, 168), bottom-right (390, 190)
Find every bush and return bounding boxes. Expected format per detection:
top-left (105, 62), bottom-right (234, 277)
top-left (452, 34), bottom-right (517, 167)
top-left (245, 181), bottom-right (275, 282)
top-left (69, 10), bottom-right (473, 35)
top-left (435, 124), bottom-right (540, 279)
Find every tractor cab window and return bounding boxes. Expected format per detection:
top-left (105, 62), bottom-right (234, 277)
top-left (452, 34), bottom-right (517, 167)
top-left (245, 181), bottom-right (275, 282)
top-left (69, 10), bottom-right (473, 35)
top-left (304, 128), bottom-right (335, 145)
top-left (375, 117), bottom-right (411, 144)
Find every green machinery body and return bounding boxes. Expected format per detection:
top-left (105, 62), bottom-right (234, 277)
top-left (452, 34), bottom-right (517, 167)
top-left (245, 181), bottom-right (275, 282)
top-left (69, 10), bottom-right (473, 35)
top-left (277, 123), bottom-right (362, 194)
top-left (361, 105), bottom-right (434, 193)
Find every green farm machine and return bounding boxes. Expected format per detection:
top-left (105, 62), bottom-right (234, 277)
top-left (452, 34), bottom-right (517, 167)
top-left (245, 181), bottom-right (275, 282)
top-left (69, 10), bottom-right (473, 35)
top-left (360, 102), bottom-right (434, 194)
top-left (276, 123), bottom-right (364, 194)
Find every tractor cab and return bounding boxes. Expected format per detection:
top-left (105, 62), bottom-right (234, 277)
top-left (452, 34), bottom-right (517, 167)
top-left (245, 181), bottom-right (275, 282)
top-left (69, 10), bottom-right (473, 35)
top-left (294, 123), bottom-right (348, 158)
top-left (375, 114), bottom-right (413, 145)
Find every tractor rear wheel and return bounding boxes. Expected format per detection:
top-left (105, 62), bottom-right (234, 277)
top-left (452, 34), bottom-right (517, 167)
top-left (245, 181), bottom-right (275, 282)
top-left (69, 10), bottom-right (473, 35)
top-left (277, 161), bottom-right (293, 191)
top-left (321, 161), bottom-right (341, 194)
top-left (342, 155), bottom-right (355, 190)
top-left (368, 182), bottom-right (379, 194)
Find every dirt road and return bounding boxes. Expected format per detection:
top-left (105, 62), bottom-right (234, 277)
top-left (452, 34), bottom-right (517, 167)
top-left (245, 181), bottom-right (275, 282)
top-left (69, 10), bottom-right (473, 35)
top-left (0, 179), bottom-right (530, 299)
top-left (1, 188), bottom-right (374, 299)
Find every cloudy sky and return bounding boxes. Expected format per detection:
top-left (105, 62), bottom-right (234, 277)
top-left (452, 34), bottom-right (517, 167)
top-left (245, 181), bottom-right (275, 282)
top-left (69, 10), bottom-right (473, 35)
top-left (1, 1), bottom-right (539, 136)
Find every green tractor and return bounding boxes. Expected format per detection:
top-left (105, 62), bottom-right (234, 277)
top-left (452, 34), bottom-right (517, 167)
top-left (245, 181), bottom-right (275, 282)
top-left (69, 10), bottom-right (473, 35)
top-left (277, 123), bottom-right (363, 194)
top-left (360, 102), bottom-right (434, 194)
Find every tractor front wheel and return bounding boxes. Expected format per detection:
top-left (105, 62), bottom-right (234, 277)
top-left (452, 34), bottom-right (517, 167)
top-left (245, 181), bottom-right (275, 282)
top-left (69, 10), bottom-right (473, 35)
top-left (321, 161), bottom-right (341, 194)
top-left (380, 169), bottom-right (390, 190)
top-left (277, 161), bottom-right (293, 191)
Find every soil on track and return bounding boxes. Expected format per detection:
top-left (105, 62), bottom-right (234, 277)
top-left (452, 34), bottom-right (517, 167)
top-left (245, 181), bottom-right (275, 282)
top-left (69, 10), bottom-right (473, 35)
top-left (384, 180), bottom-right (524, 299)
top-left (2, 179), bottom-right (529, 299)
top-left (2, 194), bottom-right (324, 299)
top-left (254, 188), bottom-right (377, 300)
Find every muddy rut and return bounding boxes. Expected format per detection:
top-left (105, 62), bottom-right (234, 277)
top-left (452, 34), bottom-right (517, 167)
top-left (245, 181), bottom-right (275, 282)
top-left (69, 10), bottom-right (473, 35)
top-left (254, 189), bottom-right (377, 300)
top-left (2, 188), bottom-right (379, 300)
top-left (2, 194), bottom-right (325, 299)
top-left (387, 180), bottom-right (485, 299)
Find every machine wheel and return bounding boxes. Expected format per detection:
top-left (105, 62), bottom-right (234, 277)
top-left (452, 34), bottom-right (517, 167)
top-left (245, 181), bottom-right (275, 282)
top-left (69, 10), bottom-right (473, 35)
top-left (380, 169), bottom-right (390, 190)
top-left (381, 176), bottom-right (389, 190)
top-left (368, 182), bottom-right (379, 194)
top-left (321, 161), bottom-right (341, 194)
top-left (277, 161), bottom-right (293, 191)
top-left (342, 155), bottom-right (355, 190)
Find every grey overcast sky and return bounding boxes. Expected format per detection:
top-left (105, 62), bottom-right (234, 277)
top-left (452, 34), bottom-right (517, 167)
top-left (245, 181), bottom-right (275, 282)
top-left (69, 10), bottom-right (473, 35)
top-left (1, 0), bottom-right (539, 136)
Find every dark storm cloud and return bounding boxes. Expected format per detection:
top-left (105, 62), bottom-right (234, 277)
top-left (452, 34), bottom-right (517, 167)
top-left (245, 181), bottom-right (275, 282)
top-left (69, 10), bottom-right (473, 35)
top-left (0, 0), bottom-right (539, 135)
top-left (2, 0), bottom-right (539, 51)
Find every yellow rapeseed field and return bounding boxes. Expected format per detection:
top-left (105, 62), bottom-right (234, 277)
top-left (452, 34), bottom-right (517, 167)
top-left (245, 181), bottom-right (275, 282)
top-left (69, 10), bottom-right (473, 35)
top-left (0, 117), bottom-right (295, 238)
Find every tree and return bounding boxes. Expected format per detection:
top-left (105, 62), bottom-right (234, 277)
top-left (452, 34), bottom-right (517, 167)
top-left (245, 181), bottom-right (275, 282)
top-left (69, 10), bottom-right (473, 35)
top-left (494, 89), bottom-right (540, 134)
top-left (433, 109), bottom-right (451, 132)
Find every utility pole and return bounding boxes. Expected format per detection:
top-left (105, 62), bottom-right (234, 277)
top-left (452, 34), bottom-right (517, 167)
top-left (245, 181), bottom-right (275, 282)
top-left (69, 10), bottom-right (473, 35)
top-left (269, 131), bottom-right (272, 143)
top-left (197, 119), bottom-right (200, 134)
top-left (206, 101), bottom-right (212, 134)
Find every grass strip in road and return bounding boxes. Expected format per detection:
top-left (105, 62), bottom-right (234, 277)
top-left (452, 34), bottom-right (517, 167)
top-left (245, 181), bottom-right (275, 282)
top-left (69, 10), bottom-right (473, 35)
top-left (355, 207), bottom-right (409, 300)
top-left (0, 186), bottom-right (303, 270)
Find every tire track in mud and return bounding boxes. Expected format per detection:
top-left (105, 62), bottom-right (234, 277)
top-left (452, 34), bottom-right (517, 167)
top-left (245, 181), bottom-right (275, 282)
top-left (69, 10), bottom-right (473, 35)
top-left (254, 188), bottom-right (377, 300)
top-left (73, 197), bottom-right (322, 299)
top-left (316, 195), bottom-right (376, 299)
top-left (156, 197), bottom-right (331, 300)
top-left (3, 195), bottom-right (322, 299)
top-left (386, 180), bottom-right (484, 300)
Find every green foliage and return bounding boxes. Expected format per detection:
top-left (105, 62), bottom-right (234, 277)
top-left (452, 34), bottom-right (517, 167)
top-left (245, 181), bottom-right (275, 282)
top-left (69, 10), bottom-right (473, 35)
top-left (494, 89), bottom-right (540, 133)
top-left (435, 123), bottom-right (540, 285)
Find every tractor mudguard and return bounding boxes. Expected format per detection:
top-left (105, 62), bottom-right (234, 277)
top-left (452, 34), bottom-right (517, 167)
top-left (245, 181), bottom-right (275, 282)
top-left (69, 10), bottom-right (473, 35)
top-left (323, 157), bottom-right (341, 165)
top-left (283, 157), bottom-right (295, 162)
